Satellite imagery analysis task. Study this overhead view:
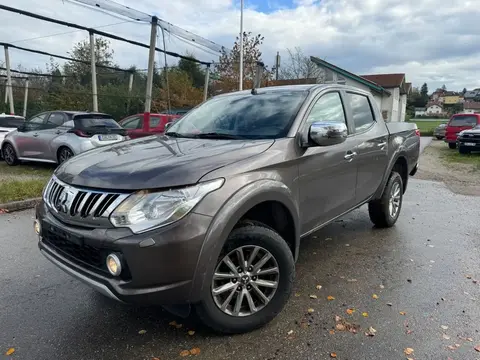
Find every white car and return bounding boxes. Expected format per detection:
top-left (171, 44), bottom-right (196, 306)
top-left (0, 113), bottom-right (25, 159)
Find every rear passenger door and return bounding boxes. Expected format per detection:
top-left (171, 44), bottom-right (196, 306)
top-left (40, 112), bottom-right (69, 161)
top-left (346, 92), bottom-right (389, 204)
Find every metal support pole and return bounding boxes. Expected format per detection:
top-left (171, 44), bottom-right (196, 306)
top-left (275, 52), bottom-right (279, 81)
top-left (4, 45), bottom-right (14, 114)
top-left (254, 61), bottom-right (264, 89)
top-left (203, 64), bottom-right (210, 102)
top-left (128, 72), bottom-right (134, 93)
top-left (23, 78), bottom-right (29, 118)
top-left (4, 79), bottom-right (7, 105)
top-left (144, 16), bottom-right (158, 132)
top-left (238, 0), bottom-right (244, 91)
top-left (89, 32), bottom-right (98, 112)
top-left (160, 26), bottom-right (171, 113)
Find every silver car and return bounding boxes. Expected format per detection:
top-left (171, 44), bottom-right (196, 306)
top-left (1, 111), bottom-right (128, 166)
top-left (0, 113), bottom-right (25, 159)
top-left (433, 123), bottom-right (447, 139)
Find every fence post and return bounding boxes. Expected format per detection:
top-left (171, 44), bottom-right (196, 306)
top-left (144, 16), bottom-right (158, 132)
top-left (4, 79), bottom-right (7, 105)
top-left (159, 26), bottom-right (171, 112)
top-left (254, 61), bottom-right (264, 89)
top-left (203, 64), bottom-right (210, 102)
top-left (4, 45), bottom-right (15, 114)
top-left (127, 71), bottom-right (134, 113)
top-left (23, 78), bottom-right (29, 118)
top-left (89, 31), bottom-right (98, 112)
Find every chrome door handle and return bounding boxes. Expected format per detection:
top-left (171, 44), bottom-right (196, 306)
top-left (55, 130), bottom-right (62, 134)
top-left (32, 134), bottom-right (39, 137)
top-left (378, 142), bottom-right (387, 147)
top-left (344, 151), bottom-right (357, 160)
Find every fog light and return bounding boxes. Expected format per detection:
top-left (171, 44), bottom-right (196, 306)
top-left (34, 219), bottom-right (41, 236)
top-left (106, 253), bottom-right (122, 276)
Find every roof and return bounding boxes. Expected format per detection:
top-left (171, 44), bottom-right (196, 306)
top-left (427, 102), bottom-right (443, 108)
top-left (464, 102), bottom-right (480, 110)
top-left (310, 56), bottom-right (391, 96)
top-left (359, 74), bottom-right (405, 88)
top-left (216, 84), bottom-right (319, 97)
top-left (405, 82), bottom-right (412, 93)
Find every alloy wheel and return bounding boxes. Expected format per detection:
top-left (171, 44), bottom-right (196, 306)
top-left (3, 145), bottom-right (15, 165)
top-left (59, 148), bottom-right (73, 163)
top-left (389, 181), bottom-right (401, 218)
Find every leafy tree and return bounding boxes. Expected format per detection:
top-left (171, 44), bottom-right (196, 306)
top-left (178, 53), bottom-right (205, 88)
top-left (463, 88), bottom-right (467, 94)
top-left (441, 84), bottom-right (447, 90)
top-left (420, 83), bottom-right (428, 97)
top-left (279, 47), bottom-right (318, 80)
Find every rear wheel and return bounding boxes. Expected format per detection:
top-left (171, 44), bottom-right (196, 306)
top-left (57, 147), bottom-right (74, 164)
top-left (436, 136), bottom-right (443, 140)
top-left (448, 143), bottom-right (456, 149)
top-left (368, 171), bottom-right (403, 228)
top-left (459, 146), bottom-right (471, 154)
top-left (2, 143), bottom-right (19, 166)
top-left (195, 221), bottom-right (295, 334)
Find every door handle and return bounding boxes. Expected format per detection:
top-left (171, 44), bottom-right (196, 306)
top-left (377, 142), bottom-right (387, 147)
top-left (55, 130), bottom-right (62, 134)
top-left (344, 151), bottom-right (357, 160)
top-left (32, 133), bottom-right (39, 137)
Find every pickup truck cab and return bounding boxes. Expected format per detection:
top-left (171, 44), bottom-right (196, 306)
top-left (444, 113), bottom-right (480, 149)
top-left (118, 113), bottom-right (182, 139)
top-left (35, 84), bottom-right (420, 334)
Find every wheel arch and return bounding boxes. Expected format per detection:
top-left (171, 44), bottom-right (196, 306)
top-left (373, 153), bottom-right (409, 199)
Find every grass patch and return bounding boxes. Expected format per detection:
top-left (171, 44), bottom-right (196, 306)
top-left (438, 146), bottom-right (480, 171)
top-left (0, 162), bottom-right (55, 177)
top-left (0, 179), bottom-right (48, 203)
top-left (407, 120), bottom-right (447, 136)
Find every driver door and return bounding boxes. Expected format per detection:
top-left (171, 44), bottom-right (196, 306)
top-left (15, 112), bottom-right (49, 158)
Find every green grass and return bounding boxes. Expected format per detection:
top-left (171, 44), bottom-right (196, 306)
top-left (407, 120), bottom-right (447, 136)
top-left (0, 162), bottom-right (55, 177)
top-left (438, 146), bottom-right (480, 170)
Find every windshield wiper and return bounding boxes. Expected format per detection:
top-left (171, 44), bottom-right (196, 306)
top-left (164, 131), bottom-right (195, 138)
top-left (192, 132), bottom-right (247, 139)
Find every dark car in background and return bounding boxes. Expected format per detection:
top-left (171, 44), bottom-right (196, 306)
top-left (118, 113), bottom-right (182, 139)
top-left (433, 123), bottom-right (447, 139)
top-left (457, 124), bottom-right (480, 154)
top-left (444, 114), bottom-right (480, 149)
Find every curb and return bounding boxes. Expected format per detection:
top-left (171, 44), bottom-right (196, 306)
top-left (0, 197), bottom-right (41, 213)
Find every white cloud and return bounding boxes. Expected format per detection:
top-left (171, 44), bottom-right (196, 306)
top-left (0, 0), bottom-right (479, 90)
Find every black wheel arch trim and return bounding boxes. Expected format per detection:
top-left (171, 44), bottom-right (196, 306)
top-left (188, 180), bottom-right (300, 303)
top-left (373, 151), bottom-right (409, 200)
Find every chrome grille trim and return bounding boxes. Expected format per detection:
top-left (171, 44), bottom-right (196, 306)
top-left (43, 175), bottom-right (129, 221)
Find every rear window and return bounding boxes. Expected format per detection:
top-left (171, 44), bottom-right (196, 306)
top-left (449, 115), bottom-right (478, 127)
top-left (74, 116), bottom-right (120, 129)
top-left (0, 117), bottom-right (24, 128)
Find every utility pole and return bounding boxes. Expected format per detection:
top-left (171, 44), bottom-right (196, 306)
top-left (89, 32), bottom-right (98, 112)
top-left (203, 64), bottom-right (210, 102)
top-left (23, 78), bottom-right (29, 118)
top-left (275, 52), bottom-right (280, 81)
top-left (144, 16), bottom-right (158, 133)
top-left (238, 0), bottom-right (244, 91)
top-left (4, 45), bottom-right (14, 114)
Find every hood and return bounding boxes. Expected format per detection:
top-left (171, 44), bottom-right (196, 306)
top-left (55, 135), bottom-right (274, 190)
top-left (460, 128), bottom-right (480, 135)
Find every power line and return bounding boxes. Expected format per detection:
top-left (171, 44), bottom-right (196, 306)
top-left (0, 4), bottom-right (211, 66)
top-left (0, 66), bottom-right (73, 77)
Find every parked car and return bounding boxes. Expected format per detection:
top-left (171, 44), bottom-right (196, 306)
top-left (0, 113), bottom-right (25, 159)
top-left (433, 123), bottom-right (447, 139)
top-left (1, 111), bottom-right (128, 166)
top-left (161, 108), bottom-right (192, 116)
top-left (118, 113), bottom-right (182, 139)
top-left (457, 124), bottom-right (480, 154)
top-left (35, 84), bottom-right (420, 334)
top-left (444, 114), bottom-right (480, 149)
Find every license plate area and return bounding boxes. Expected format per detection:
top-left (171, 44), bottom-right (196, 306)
top-left (464, 142), bottom-right (476, 146)
top-left (45, 222), bottom-right (84, 246)
top-left (98, 134), bottom-right (119, 141)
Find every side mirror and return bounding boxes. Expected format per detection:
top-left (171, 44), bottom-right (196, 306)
top-left (309, 122), bottom-right (348, 146)
top-left (17, 124), bottom-right (26, 132)
top-left (164, 122), bottom-right (173, 131)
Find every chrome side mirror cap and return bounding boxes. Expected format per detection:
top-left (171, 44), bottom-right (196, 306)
top-left (309, 121), bottom-right (348, 146)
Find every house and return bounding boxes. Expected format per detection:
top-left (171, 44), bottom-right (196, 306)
top-left (426, 102), bottom-right (443, 114)
top-left (443, 91), bottom-right (460, 104)
top-left (463, 101), bottom-right (480, 114)
top-left (431, 89), bottom-right (445, 102)
top-left (464, 91), bottom-right (480, 100)
top-left (310, 56), bottom-right (411, 122)
top-left (415, 107), bottom-right (426, 116)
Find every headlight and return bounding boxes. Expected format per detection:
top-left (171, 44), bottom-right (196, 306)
top-left (110, 178), bottom-right (224, 233)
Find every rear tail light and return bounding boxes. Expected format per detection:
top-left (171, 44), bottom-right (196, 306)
top-left (67, 129), bottom-right (92, 138)
top-left (415, 129), bottom-right (421, 137)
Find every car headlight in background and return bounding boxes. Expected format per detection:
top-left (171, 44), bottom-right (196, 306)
top-left (110, 178), bottom-right (224, 233)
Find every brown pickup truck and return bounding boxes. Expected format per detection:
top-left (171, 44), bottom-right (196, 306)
top-left (35, 84), bottom-right (420, 334)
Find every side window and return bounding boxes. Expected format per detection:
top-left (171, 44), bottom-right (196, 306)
top-left (306, 92), bottom-right (347, 126)
top-left (28, 113), bottom-right (47, 124)
top-left (46, 112), bottom-right (66, 127)
top-left (121, 116), bottom-right (142, 129)
top-left (25, 113), bottom-right (47, 131)
top-left (149, 116), bottom-right (161, 128)
top-left (347, 93), bottom-right (375, 132)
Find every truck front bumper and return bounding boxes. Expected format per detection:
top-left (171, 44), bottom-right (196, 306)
top-left (36, 200), bottom-right (213, 306)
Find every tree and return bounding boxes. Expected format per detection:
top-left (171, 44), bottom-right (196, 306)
top-left (420, 83), bottom-right (428, 97)
top-left (278, 47), bottom-right (319, 80)
top-left (178, 53), bottom-right (205, 88)
top-left (441, 84), bottom-right (447, 90)
top-left (463, 88), bottom-right (467, 94)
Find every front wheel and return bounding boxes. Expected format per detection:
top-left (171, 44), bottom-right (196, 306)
top-left (368, 171), bottom-right (403, 228)
top-left (2, 143), bottom-right (19, 166)
top-left (448, 143), bottom-right (456, 149)
top-left (436, 136), bottom-right (443, 140)
top-left (195, 221), bottom-right (295, 334)
top-left (57, 147), bottom-right (74, 164)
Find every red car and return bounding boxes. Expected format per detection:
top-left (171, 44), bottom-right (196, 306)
top-left (118, 113), bottom-right (182, 139)
top-left (444, 113), bottom-right (480, 149)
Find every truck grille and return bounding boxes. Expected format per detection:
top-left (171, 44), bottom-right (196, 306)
top-left (43, 176), bottom-right (129, 220)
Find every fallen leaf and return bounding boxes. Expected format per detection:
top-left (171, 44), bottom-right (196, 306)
top-left (329, 329), bottom-right (335, 335)
top-left (347, 278), bottom-right (357, 282)
top-left (175, 324), bottom-right (183, 329)
top-left (152, 358), bottom-right (160, 360)
top-left (346, 308), bottom-right (355, 315)
top-left (335, 315), bottom-right (342, 322)
top-left (441, 325), bottom-right (449, 330)
top-left (372, 294), bottom-right (379, 299)
top-left (5, 348), bottom-right (15, 356)
top-left (309, 294), bottom-right (318, 299)
top-left (188, 330), bottom-right (195, 336)
top-left (325, 237), bottom-right (332, 241)
top-left (336, 323), bottom-right (346, 331)
top-left (330, 353), bottom-right (337, 358)
top-left (138, 329), bottom-right (147, 335)
top-left (386, 302), bottom-right (392, 306)
top-left (190, 348), bottom-right (201, 355)
top-left (473, 280), bottom-right (478, 284)
top-left (406, 329), bottom-right (413, 335)
top-left (379, 284), bottom-right (385, 289)
top-left (454, 343), bottom-right (460, 348)
top-left (169, 320), bottom-right (178, 326)
top-left (327, 296), bottom-right (335, 301)
top-left (474, 345), bottom-right (480, 352)
top-left (404, 348), bottom-right (414, 355)
top-left (365, 327), bottom-right (377, 337)
top-left (399, 311), bottom-right (406, 315)
top-left (308, 308), bottom-right (315, 313)
top-left (287, 330), bottom-right (294, 335)
top-left (295, 293), bottom-right (301, 297)
top-left (466, 275), bottom-right (472, 279)
top-left (362, 312), bottom-right (369, 317)
top-left (316, 285), bottom-right (322, 290)
top-left (443, 334), bottom-right (451, 340)
top-left (180, 350), bottom-right (190, 357)
top-left (467, 337), bottom-right (473, 342)
top-left (447, 345), bottom-right (456, 350)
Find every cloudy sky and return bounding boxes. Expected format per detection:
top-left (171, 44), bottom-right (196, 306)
top-left (1, 0), bottom-right (479, 91)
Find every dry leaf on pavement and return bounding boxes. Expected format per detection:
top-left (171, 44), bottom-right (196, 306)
top-left (447, 345), bottom-right (456, 350)
top-left (316, 285), bottom-right (322, 290)
top-left (180, 350), bottom-right (190, 357)
top-left (441, 325), bottom-right (449, 330)
top-left (365, 327), bottom-right (377, 337)
top-left (327, 296), bottom-right (335, 301)
top-left (362, 312), bottom-right (369, 317)
top-left (169, 320), bottom-right (178, 326)
top-left (329, 329), bottom-right (335, 335)
top-left (138, 329), bottom-right (147, 335)
top-left (152, 357), bottom-right (160, 360)
top-left (404, 348), bottom-right (414, 355)
top-left (336, 323), bottom-right (346, 331)
top-left (330, 353), bottom-right (337, 358)
top-left (287, 330), bottom-right (294, 335)
top-left (5, 348), bottom-right (15, 356)
top-left (295, 293), bottom-right (301, 297)
top-left (307, 308), bottom-right (315, 313)
top-left (399, 311), bottom-right (406, 315)
top-left (372, 294), bottom-right (379, 299)
top-left (466, 337), bottom-right (473, 342)
top-left (188, 330), bottom-right (195, 336)
top-left (474, 345), bottom-right (480, 352)
top-left (346, 308), bottom-right (355, 315)
top-left (309, 294), bottom-right (318, 299)
top-left (190, 348), bottom-right (201, 355)
top-left (443, 334), bottom-right (451, 340)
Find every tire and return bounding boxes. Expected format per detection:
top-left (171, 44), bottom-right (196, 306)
top-left (368, 171), bottom-right (403, 228)
top-left (436, 136), bottom-right (443, 140)
top-left (459, 146), bottom-right (471, 154)
top-left (57, 147), bottom-right (74, 164)
top-left (2, 143), bottom-right (19, 166)
top-left (448, 143), bottom-right (456, 149)
top-left (195, 221), bottom-right (295, 334)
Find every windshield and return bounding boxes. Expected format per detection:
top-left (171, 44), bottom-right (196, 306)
top-left (74, 116), bottom-right (121, 129)
top-left (167, 91), bottom-right (308, 139)
top-left (449, 115), bottom-right (478, 127)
